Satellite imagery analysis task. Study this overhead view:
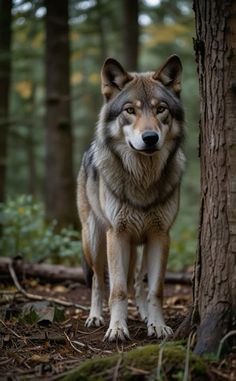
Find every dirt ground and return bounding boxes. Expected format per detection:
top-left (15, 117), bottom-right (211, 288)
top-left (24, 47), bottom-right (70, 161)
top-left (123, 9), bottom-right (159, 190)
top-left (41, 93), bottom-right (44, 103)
top-left (0, 277), bottom-right (235, 381)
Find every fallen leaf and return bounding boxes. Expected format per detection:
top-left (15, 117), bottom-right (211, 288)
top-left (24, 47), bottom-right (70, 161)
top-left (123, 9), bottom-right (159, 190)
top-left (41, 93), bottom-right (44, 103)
top-left (30, 354), bottom-right (50, 363)
top-left (53, 285), bottom-right (68, 293)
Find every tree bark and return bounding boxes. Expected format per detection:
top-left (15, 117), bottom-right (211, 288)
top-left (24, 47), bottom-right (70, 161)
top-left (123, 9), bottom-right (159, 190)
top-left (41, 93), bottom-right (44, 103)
top-left (0, 0), bottom-right (12, 204)
top-left (192, 0), bottom-right (236, 354)
top-left (122, 0), bottom-right (139, 71)
top-left (45, 1), bottom-right (77, 228)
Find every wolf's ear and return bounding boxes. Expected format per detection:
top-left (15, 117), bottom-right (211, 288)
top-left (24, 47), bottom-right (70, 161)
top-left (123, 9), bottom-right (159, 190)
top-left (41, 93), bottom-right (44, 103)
top-left (153, 55), bottom-right (182, 95)
top-left (101, 58), bottom-right (133, 101)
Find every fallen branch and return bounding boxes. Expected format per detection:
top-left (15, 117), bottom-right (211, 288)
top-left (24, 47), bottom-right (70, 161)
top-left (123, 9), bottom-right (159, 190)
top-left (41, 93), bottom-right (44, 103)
top-left (0, 257), bottom-right (192, 285)
top-left (165, 271), bottom-right (192, 285)
top-left (0, 256), bottom-right (85, 284)
top-left (8, 263), bottom-right (89, 311)
top-left (64, 332), bottom-right (83, 354)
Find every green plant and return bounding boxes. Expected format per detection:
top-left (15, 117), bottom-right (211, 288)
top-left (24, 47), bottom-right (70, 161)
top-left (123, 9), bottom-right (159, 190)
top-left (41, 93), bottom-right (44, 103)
top-left (0, 195), bottom-right (81, 265)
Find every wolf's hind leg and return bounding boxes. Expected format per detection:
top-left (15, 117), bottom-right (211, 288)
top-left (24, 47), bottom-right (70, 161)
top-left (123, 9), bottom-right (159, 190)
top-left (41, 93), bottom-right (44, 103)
top-left (83, 214), bottom-right (106, 328)
top-left (135, 247), bottom-right (148, 322)
top-left (86, 269), bottom-right (105, 327)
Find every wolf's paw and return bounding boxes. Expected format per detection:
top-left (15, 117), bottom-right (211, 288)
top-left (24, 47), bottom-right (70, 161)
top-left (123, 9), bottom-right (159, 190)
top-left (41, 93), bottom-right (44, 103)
top-left (137, 303), bottom-right (148, 323)
top-left (85, 315), bottom-right (104, 328)
top-left (138, 309), bottom-right (148, 323)
top-left (147, 323), bottom-right (173, 339)
top-left (141, 315), bottom-right (148, 323)
top-left (103, 320), bottom-right (130, 342)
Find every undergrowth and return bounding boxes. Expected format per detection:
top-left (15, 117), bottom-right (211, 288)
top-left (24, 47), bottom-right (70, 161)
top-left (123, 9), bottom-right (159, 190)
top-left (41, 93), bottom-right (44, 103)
top-left (0, 195), bottom-right (81, 265)
top-left (0, 193), bottom-right (198, 271)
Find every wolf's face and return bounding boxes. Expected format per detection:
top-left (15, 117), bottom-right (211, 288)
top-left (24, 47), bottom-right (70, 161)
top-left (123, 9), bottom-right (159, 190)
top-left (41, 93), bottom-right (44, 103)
top-left (99, 56), bottom-right (184, 156)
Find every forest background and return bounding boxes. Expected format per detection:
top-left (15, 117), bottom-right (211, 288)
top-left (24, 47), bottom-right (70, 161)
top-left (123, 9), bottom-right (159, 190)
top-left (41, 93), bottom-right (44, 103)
top-left (1, 0), bottom-right (199, 271)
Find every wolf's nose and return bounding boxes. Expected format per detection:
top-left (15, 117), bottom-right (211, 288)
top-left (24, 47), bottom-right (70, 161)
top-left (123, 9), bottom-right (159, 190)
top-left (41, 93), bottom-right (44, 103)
top-left (142, 131), bottom-right (159, 146)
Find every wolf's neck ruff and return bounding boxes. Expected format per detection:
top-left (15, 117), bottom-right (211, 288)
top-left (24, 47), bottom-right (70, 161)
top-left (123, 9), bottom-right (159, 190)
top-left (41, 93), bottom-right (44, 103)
top-left (93, 133), bottom-right (185, 211)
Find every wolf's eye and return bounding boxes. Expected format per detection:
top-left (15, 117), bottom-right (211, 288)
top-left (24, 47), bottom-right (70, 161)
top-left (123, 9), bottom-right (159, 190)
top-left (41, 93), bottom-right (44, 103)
top-left (126, 107), bottom-right (135, 114)
top-left (156, 106), bottom-right (166, 114)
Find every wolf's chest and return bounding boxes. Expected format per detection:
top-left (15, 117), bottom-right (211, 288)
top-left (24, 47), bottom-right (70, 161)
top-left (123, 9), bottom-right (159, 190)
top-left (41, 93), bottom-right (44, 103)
top-left (103, 189), bottom-right (179, 241)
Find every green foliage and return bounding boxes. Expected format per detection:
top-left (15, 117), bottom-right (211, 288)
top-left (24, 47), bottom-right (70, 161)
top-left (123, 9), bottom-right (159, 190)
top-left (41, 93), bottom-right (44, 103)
top-left (0, 195), bottom-right (81, 264)
top-left (170, 225), bottom-right (197, 271)
top-left (0, 191), bottom-right (198, 271)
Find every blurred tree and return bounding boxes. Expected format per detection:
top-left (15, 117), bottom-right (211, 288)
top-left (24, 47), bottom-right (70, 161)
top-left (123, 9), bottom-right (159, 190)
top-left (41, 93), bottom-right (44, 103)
top-left (122, 0), bottom-right (139, 70)
top-left (191, 0), bottom-right (236, 354)
top-left (96, 0), bottom-right (108, 63)
top-left (0, 0), bottom-right (12, 203)
top-left (45, 0), bottom-right (77, 228)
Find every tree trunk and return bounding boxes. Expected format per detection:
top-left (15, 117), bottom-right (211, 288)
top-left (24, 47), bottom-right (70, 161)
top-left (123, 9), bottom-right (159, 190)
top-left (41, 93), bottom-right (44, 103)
top-left (27, 82), bottom-right (36, 196)
top-left (96, 0), bottom-right (108, 64)
top-left (192, 0), bottom-right (236, 354)
top-left (122, 0), bottom-right (139, 71)
top-left (45, 0), bottom-right (77, 228)
top-left (0, 0), bottom-right (12, 204)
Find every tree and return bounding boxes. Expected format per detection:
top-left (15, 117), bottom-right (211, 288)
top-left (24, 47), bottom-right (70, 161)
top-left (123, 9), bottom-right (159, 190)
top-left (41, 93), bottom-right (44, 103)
top-left (45, 0), bottom-right (77, 228)
top-left (191, 0), bottom-right (236, 354)
top-left (96, 0), bottom-right (108, 64)
top-left (122, 0), bottom-right (139, 71)
top-left (0, 0), bottom-right (12, 203)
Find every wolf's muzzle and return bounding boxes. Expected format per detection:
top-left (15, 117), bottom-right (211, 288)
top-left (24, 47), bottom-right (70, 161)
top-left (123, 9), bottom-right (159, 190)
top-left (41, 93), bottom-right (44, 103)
top-left (142, 131), bottom-right (159, 147)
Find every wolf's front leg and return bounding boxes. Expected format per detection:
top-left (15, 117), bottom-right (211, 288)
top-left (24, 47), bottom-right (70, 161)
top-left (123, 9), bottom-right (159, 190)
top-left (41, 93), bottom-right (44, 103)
top-left (146, 233), bottom-right (173, 339)
top-left (104, 229), bottom-right (130, 341)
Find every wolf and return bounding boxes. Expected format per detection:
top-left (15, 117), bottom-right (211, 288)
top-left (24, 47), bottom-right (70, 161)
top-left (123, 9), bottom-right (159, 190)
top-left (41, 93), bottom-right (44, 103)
top-left (77, 55), bottom-right (185, 341)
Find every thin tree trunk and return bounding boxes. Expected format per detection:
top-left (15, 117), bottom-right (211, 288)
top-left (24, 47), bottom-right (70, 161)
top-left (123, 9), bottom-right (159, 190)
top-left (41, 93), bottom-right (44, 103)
top-left (96, 0), bottom-right (107, 64)
top-left (192, 0), bottom-right (236, 354)
top-left (0, 0), bottom-right (12, 204)
top-left (27, 82), bottom-right (36, 196)
top-left (45, 1), bottom-right (77, 228)
top-left (122, 0), bottom-right (139, 71)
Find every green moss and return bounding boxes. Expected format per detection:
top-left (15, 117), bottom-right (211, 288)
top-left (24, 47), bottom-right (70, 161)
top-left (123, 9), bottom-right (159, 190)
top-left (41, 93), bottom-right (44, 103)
top-left (61, 342), bottom-right (209, 381)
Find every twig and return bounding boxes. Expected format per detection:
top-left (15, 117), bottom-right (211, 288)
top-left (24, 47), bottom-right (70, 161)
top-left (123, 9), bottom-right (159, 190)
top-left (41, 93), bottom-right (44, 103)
top-left (0, 290), bottom-right (19, 294)
top-left (8, 263), bottom-right (89, 311)
top-left (112, 355), bottom-right (123, 381)
top-left (126, 366), bottom-right (150, 375)
top-left (156, 335), bottom-right (170, 380)
top-left (183, 331), bottom-right (196, 381)
top-left (156, 341), bottom-right (166, 380)
top-left (216, 330), bottom-right (236, 359)
top-left (64, 331), bottom-right (83, 354)
top-left (76, 326), bottom-right (105, 335)
top-left (71, 339), bottom-right (101, 353)
top-left (211, 367), bottom-right (232, 380)
top-left (0, 318), bottom-right (27, 341)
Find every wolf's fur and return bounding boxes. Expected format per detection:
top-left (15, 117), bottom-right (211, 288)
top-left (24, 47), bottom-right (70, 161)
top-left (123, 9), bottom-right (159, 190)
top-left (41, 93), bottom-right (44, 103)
top-left (77, 55), bottom-right (186, 341)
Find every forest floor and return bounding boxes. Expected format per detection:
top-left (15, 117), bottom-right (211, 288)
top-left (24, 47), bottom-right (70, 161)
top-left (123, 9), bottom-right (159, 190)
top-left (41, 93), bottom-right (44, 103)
top-left (0, 273), bottom-right (235, 381)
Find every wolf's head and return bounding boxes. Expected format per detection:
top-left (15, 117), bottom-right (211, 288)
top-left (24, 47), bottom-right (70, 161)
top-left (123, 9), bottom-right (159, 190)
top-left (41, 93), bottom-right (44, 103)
top-left (98, 55), bottom-right (184, 156)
